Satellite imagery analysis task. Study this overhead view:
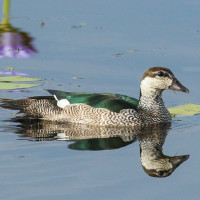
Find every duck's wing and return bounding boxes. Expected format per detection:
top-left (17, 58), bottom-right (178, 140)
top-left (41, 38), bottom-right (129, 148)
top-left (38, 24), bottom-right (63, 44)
top-left (47, 89), bottom-right (139, 113)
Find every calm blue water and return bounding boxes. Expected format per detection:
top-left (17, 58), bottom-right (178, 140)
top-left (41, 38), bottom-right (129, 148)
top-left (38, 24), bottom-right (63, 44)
top-left (0, 0), bottom-right (200, 199)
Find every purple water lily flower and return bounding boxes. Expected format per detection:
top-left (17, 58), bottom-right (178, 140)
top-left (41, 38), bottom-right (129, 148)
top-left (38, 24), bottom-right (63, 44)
top-left (0, 28), bottom-right (37, 58)
top-left (0, 0), bottom-right (37, 58)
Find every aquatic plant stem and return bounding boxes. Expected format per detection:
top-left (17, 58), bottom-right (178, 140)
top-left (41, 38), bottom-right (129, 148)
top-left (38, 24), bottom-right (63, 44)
top-left (2, 0), bottom-right (10, 24)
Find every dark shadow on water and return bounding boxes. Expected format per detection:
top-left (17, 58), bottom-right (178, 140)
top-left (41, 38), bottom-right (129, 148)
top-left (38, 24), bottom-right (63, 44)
top-left (2, 117), bottom-right (189, 178)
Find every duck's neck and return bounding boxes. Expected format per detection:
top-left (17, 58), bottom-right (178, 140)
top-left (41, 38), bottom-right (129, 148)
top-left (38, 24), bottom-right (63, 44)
top-left (138, 85), bottom-right (171, 121)
top-left (139, 85), bottom-right (164, 109)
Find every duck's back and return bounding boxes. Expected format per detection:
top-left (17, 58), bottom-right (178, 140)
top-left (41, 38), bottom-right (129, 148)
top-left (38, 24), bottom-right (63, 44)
top-left (47, 89), bottom-right (139, 113)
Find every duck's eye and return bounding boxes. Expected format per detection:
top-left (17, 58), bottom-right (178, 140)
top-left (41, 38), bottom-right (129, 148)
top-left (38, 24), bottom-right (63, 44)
top-left (157, 71), bottom-right (164, 77)
top-left (158, 171), bottom-right (165, 176)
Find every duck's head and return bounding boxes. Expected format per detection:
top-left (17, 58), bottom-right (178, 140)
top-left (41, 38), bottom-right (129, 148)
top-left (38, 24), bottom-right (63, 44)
top-left (140, 67), bottom-right (189, 94)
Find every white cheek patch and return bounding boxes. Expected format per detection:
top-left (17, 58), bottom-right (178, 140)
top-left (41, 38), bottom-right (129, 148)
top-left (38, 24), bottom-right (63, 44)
top-left (141, 77), bottom-right (156, 87)
top-left (141, 76), bottom-right (172, 90)
top-left (141, 77), bottom-right (156, 94)
top-left (54, 95), bottom-right (70, 109)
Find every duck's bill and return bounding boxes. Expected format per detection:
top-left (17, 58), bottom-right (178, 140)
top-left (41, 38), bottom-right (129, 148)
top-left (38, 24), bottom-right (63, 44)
top-left (169, 154), bottom-right (190, 169)
top-left (169, 78), bottom-right (189, 93)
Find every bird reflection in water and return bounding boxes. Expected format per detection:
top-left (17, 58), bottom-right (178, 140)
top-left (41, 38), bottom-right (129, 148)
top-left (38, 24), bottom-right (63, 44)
top-left (6, 117), bottom-right (189, 178)
top-left (138, 124), bottom-right (189, 177)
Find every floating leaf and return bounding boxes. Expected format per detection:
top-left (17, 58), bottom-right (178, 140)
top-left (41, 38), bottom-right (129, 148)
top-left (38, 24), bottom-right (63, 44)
top-left (72, 76), bottom-right (85, 80)
top-left (168, 104), bottom-right (200, 117)
top-left (0, 83), bottom-right (39, 90)
top-left (6, 67), bottom-right (14, 70)
top-left (0, 76), bottom-right (40, 82)
top-left (0, 75), bottom-right (40, 90)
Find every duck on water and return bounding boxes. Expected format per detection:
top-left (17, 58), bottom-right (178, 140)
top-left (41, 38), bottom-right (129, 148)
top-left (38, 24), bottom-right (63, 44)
top-left (1, 67), bottom-right (189, 126)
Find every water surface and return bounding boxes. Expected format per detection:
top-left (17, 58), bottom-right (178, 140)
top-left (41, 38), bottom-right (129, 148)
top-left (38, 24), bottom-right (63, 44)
top-left (0, 0), bottom-right (200, 200)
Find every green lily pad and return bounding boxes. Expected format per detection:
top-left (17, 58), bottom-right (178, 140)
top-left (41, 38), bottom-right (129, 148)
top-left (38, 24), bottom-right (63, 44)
top-left (0, 75), bottom-right (40, 90)
top-left (0, 83), bottom-right (39, 90)
top-left (168, 104), bottom-right (200, 117)
top-left (0, 76), bottom-right (40, 82)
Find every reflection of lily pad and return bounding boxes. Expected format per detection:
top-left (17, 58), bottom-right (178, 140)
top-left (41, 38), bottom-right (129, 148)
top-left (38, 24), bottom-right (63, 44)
top-left (168, 104), bottom-right (200, 117)
top-left (0, 76), bottom-right (40, 90)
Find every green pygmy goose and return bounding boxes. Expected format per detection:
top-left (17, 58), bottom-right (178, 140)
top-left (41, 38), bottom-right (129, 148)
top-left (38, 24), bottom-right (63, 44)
top-left (1, 67), bottom-right (189, 126)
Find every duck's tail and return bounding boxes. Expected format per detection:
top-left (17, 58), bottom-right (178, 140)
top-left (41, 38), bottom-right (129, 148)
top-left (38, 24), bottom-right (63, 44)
top-left (0, 98), bottom-right (22, 111)
top-left (0, 96), bottom-right (62, 119)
